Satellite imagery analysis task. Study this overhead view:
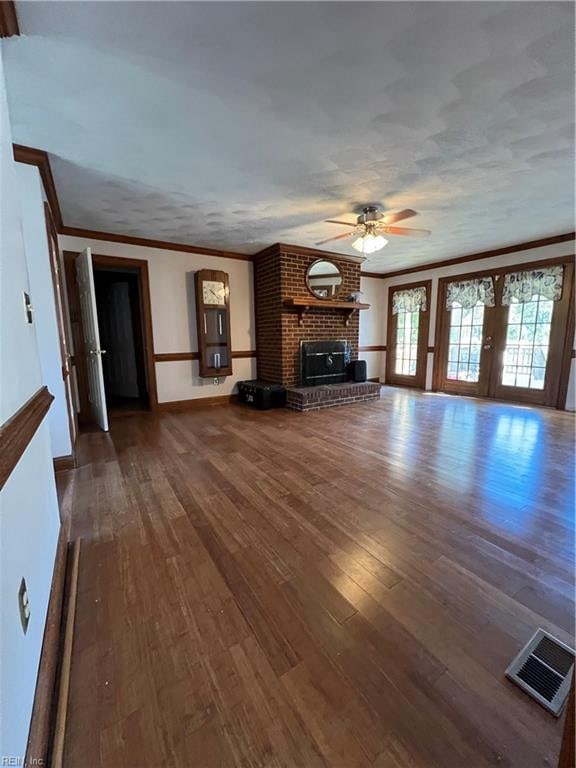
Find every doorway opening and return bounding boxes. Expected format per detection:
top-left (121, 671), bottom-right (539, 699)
top-left (93, 266), bottom-right (149, 412)
top-left (63, 250), bottom-right (157, 431)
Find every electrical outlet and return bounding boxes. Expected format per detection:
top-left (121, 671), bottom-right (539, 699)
top-left (18, 578), bottom-right (30, 634)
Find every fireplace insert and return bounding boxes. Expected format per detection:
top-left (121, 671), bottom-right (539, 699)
top-left (300, 340), bottom-right (351, 387)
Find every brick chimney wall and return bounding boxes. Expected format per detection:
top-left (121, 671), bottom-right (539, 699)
top-left (254, 246), bottom-right (362, 388)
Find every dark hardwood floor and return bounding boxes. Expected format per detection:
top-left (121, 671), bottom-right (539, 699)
top-left (57, 388), bottom-right (575, 767)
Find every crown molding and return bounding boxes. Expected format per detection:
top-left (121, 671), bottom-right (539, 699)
top-left (361, 232), bottom-right (575, 280)
top-left (12, 143), bottom-right (252, 261)
top-left (0, 1), bottom-right (19, 37)
top-left (13, 145), bottom-right (574, 274)
top-left (59, 225), bottom-right (253, 261)
top-left (13, 145), bottom-right (63, 230)
top-left (361, 271), bottom-right (387, 279)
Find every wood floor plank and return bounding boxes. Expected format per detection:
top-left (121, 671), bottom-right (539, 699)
top-left (63, 390), bottom-right (574, 767)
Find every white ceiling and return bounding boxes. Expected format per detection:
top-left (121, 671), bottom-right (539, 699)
top-left (4, 1), bottom-right (574, 271)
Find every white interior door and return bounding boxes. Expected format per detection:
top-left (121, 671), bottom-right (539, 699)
top-left (76, 247), bottom-right (109, 431)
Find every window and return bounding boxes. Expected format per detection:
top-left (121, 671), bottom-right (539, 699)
top-left (501, 295), bottom-right (553, 389)
top-left (394, 309), bottom-right (420, 376)
top-left (446, 301), bottom-right (484, 383)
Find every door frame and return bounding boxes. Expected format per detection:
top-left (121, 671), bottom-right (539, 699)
top-left (44, 203), bottom-right (78, 450)
top-left (432, 255), bottom-right (575, 408)
top-left (63, 251), bottom-right (158, 417)
top-left (433, 274), bottom-right (496, 399)
top-left (385, 279), bottom-right (432, 389)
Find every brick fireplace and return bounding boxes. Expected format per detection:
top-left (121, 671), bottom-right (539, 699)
top-left (253, 244), bottom-right (362, 388)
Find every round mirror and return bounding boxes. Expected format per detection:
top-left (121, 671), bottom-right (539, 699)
top-left (306, 259), bottom-right (343, 300)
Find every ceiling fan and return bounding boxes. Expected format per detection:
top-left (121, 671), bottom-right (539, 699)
top-left (316, 205), bottom-right (430, 254)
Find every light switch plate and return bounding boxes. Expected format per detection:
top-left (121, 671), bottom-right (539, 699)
top-left (18, 578), bottom-right (30, 634)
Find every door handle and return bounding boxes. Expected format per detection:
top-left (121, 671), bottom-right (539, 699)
top-left (483, 344), bottom-right (492, 350)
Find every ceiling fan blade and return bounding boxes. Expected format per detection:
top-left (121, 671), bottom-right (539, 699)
top-left (382, 209), bottom-right (418, 225)
top-left (383, 226), bottom-right (430, 237)
top-left (325, 219), bottom-right (358, 227)
top-left (316, 231), bottom-right (355, 245)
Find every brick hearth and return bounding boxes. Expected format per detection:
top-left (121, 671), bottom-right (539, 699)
top-left (286, 382), bottom-right (381, 411)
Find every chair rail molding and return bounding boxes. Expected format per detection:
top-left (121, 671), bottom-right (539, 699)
top-left (0, 386), bottom-right (54, 491)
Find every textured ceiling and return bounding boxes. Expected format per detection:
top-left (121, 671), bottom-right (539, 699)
top-left (3, 1), bottom-right (574, 271)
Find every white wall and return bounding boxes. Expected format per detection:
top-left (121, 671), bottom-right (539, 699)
top-left (372, 240), bottom-right (575, 408)
top-left (0, 46), bottom-right (61, 762)
top-left (17, 163), bottom-right (72, 457)
top-left (59, 235), bottom-right (257, 403)
top-left (359, 275), bottom-right (384, 380)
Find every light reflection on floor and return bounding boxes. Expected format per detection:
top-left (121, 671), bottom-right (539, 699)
top-left (382, 388), bottom-right (574, 538)
top-left (437, 402), bottom-right (477, 495)
top-left (482, 410), bottom-right (542, 534)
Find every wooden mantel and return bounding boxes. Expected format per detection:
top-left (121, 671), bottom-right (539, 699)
top-left (284, 297), bottom-right (370, 326)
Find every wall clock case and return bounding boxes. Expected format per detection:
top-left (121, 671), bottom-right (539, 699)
top-left (194, 269), bottom-right (233, 377)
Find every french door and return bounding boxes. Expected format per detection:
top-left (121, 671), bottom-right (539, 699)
top-left (386, 280), bottom-right (432, 389)
top-left (435, 261), bottom-right (573, 407)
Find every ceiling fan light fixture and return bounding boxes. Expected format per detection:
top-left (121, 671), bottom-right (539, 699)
top-left (352, 233), bottom-right (388, 254)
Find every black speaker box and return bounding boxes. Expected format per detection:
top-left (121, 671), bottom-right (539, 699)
top-left (349, 360), bottom-right (367, 383)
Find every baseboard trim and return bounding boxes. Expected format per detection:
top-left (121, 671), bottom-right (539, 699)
top-left (158, 393), bottom-right (239, 412)
top-left (367, 377), bottom-right (381, 383)
top-left (53, 454), bottom-right (76, 472)
top-left (51, 538), bottom-right (81, 768)
top-left (24, 527), bottom-right (68, 768)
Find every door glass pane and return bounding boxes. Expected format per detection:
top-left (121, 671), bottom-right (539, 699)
top-left (394, 310), bottom-right (420, 376)
top-left (501, 295), bottom-right (552, 390)
top-left (446, 300), bottom-right (484, 382)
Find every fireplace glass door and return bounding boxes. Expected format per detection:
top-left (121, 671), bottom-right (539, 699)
top-left (300, 340), bottom-right (349, 386)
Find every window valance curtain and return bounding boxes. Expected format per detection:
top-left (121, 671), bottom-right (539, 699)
top-left (392, 286), bottom-right (427, 315)
top-left (445, 277), bottom-right (495, 310)
top-left (502, 265), bottom-right (564, 305)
